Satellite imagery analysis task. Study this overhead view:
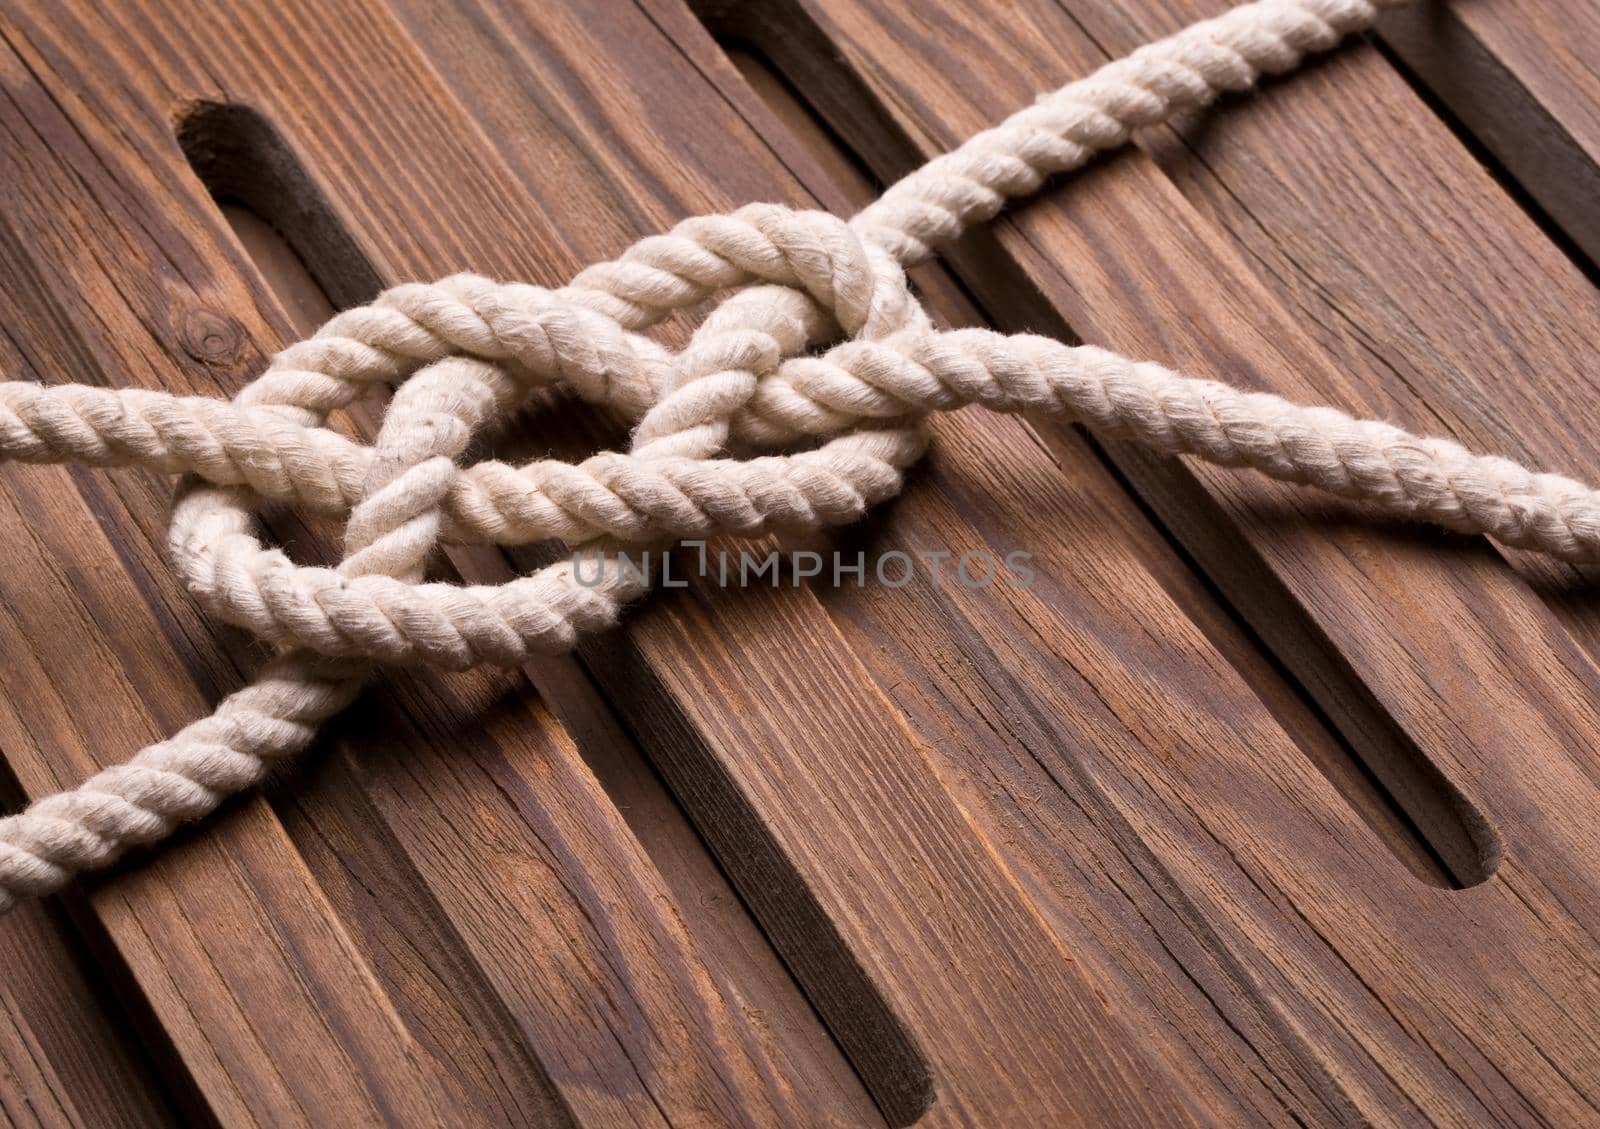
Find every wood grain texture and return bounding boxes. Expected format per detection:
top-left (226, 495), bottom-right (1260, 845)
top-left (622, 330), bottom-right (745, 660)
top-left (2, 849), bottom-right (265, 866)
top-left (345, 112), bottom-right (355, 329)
top-left (0, 2), bottom-right (875, 1124)
top-left (1, 0), bottom-right (1598, 1125)
top-left (0, 896), bottom-right (175, 1127)
top-left (1380, 0), bottom-right (1600, 264)
top-left (711, 0), bottom-right (1600, 1122)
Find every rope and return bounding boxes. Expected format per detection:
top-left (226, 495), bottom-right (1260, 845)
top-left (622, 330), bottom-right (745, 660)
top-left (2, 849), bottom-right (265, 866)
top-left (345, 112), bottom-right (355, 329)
top-left (0, 0), bottom-right (1539, 909)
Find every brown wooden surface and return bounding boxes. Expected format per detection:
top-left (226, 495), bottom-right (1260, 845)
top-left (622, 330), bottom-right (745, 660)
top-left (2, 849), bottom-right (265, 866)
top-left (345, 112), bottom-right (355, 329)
top-left (1380, 0), bottom-right (1600, 266)
top-left (0, 0), bottom-right (1597, 1125)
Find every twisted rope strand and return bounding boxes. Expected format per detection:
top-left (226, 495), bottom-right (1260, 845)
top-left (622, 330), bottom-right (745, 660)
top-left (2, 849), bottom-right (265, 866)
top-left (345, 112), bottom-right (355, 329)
top-left (13, 310), bottom-right (1598, 565)
top-left (0, 0), bottom-right (1524, 911)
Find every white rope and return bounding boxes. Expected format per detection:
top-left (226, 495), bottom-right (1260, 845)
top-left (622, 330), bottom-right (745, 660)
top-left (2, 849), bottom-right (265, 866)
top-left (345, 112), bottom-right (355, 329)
top-left (0, 0), bottom-right (1527, 909)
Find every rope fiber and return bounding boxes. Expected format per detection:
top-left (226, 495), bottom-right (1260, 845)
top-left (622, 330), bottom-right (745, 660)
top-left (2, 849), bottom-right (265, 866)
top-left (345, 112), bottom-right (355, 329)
top-left (3, 0), bottom-right (1560, 909)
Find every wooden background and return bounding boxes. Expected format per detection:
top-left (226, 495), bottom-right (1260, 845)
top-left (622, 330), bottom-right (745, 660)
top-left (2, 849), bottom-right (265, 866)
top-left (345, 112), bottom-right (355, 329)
top-left (1, 0), bottom-right (1598, 1124)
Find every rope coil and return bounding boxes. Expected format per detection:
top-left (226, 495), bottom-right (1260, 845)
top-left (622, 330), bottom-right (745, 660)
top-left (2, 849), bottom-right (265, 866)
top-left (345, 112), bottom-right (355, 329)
top-left (4, 0), bottom-right (1559, 909)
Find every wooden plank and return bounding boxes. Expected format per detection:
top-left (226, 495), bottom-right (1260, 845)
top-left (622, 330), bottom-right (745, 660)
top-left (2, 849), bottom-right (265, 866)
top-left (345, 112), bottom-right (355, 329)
top-left (165, 0), bottom-right (1471, 1121)
top-left (0, 893), bottom-right (175, 1127)
top-left (178, 4), bottom-right (1312, 1119)
top-left (231, 201), bottom-right (880, 1128)
top-left (381, 6), bottom-right (1189, 1123)
top-left (0, 2), bottom-right (878, 1124)
top-left (701, 0), bottom-right (1600, 1122)
top-left (1070, 0), bottom-right (1600, 878)
top-left (6, 0), bottom-right (1598, 1124)
top-left (0, 58), bottom-right (459, 1119)
top-left (400, 0), bottom-right (1594, 1122)
top-left (199, 209), bottom-right (576, 1126)
top-left (712, 14), bottom-right (1457, 893)
top-left (1380, 0), bottom-right (1600, 264)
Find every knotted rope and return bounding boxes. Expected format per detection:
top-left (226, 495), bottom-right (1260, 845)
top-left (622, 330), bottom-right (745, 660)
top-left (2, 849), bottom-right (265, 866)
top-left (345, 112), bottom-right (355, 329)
top-left (1, 0), bottom-right (1565, 910)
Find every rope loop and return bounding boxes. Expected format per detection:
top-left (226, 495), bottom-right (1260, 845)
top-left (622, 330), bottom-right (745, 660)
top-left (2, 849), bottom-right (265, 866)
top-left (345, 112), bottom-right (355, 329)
top-left (0, 0), bottom-right (1469, 909)
top-left (164, 204), bottom-right (930, 669)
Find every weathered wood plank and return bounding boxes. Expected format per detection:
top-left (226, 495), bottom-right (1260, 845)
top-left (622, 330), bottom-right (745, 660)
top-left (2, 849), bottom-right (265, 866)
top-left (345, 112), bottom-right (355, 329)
top-left (706, 0), bottom-right (1600, 1121)
top-left (387, 6), bottom-right (1194, 1122)
top-left (1381, 0), bottom-right (1600, 264)
top-left (710, 3), bottom-right (1458, 894)
top-left (5, 0), bottom-right (1599, 1124)
top-left (0, 43), bottom-right (458, 1114)
top-left (1, 1), bottom-right (878, 1123)
top-left (408, 0), bottom-right (1600, 1122)
top-left (0, 893), bottom-right (175, 1128)
top-left (233, 196), bottom-right (881, 1128)
top-left (207, 0), bottom-right (1454, 1121)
